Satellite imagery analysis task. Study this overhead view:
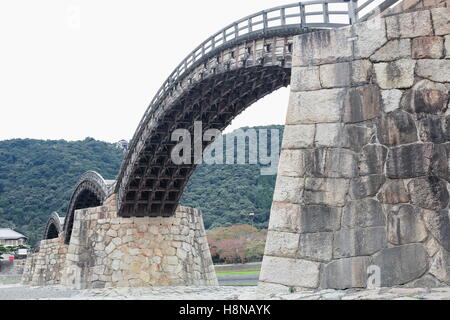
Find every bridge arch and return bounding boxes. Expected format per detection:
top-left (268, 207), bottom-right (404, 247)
top-left (43, 212), bottom-right (65, 240)
top-left (63, 171), bottom-right (114, 244)
top-left (115, 0), bottom-right (392, 218)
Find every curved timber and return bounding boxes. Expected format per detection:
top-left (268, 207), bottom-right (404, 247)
top-left (43, 212), bottom-right (65, 240)
top-left (115, 0), bottom-right (399, 217)
top-left (63, 171), bottom-right (114, 244)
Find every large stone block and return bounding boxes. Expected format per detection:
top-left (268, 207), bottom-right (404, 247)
top-left (374, 59), bottom-right (416, 89)
top-left (407, 80), bottom-right (449, 114)
top-left (264, 231), bottom-right (300, 258)
top-left (377, 180), bottom-right (411, 204)
top-left (298, 232), bottom-right (333, 262)
top-left (259, 256), bottom-right (321, 288)
top-left (333, 227), bottom-right (387, 258)
top-left (281, 124), bottom-right (315, 149)
top-left (349, 175), bottom-right (386, 200)
top-left (293, 27), bottom-right (353, 67)
top-left (314, 123), bottom-right (343, 147)
top-left (420, 0), bottom-right (446, 8)
top-left (412, 36), bottom-right (444, 59)
top-left (315, 124), bottom-right (373, 152)
top-left (416, 60), bottom-right (450, 82)
top-left (278, 149), bottom-right (311, 178)
top-left (386, 0), bottom-right (421, 13)
top-left (342, 199), bottom-right (386, 229)
top-left (431, 8), bottom-right (450, 35)
top-left (425, 237), bottom-right (441, 258)
top-left (342, 124), bottom-right (374, 153)
top-left (272, 175), bottom-right (304, 204)
top-left (299, 205), bottom-right (342, 233)
top-left (387, 205), bottom-right (427, 245)
top-left (353, 17), bottom-right (387, 59)
top-left (359, 144), bottom-right (389, 176)
top-left (351, 60), bottom-right (373, 85)
top-left (418, 115), bottom-right (446, 143)
top-left (290, 66), bottom-right (321, 91)
top-left (402, 274), bottom-right (445, 289)
top-left (423, 209), bottom-right (450, 251)
top-left (310, 148), bottom-right (358, 179)
top-left (370, 39), bottom-right (411, 62)
top-left (381, 89), bottom-right (403, 113)
top-left (343, 85), bottom-right (382, 123)
top-left (319, 63), bottom-right (351, 88)
top-left (321, 257), bottom-right (371, 289)
top-left (429, 249), bottom-right (450, 284)
top-left (287, 89), bottom-right (346, 124)
top-left (269, 202), bottom-right (302, 233)
top-left (386, 9), bottom-right (433, 39)
top-left (377, 110), bottom-right (418, 146)
top-left (386, 143), bottom-right (434, 179)
top-left (407, 177), bottom-right (449, 210)
top-left (372, 244), bottom-right (428, 287)
top-left (303, 178), bottom-right (350, 207)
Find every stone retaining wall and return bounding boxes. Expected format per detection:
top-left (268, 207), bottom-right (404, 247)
top-left (382, 0), bottom-right (448, 16)
top-left (22, 197), bottom-right (217, 288)
top-left (21, 236), bottom-right (67, 286)
top-left (0, 259), bottom-right (26, 278)
top-left (260, 6), bottom-right (450, 291)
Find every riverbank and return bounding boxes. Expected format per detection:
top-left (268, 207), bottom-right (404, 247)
top-left (2, 284), bottom-right (450, 300)
top-left (215, 262), bottom-right (261, 286)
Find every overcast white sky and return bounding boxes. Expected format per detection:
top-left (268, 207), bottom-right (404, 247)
top-left (0, 0), bottom-right (387, 143)
top-left (0, 0), bottom-right (296, 143)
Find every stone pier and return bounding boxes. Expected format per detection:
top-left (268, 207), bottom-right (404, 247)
top-left (260, 6), bottom-right (450, 291)
top-left (22, 196), bottom-right (218, 288)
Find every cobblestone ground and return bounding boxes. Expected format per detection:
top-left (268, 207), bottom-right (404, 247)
top-left (2, 284), bottom-right (450, 300)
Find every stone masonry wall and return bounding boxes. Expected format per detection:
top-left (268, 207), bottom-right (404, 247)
top-left (260, 6), bottom-right (450, 291)
top-left (21, 235), bottom-right (67, 286)
top-left (61, 196), bottom-right (217, 289)
top-left (382, 0), bottom-right (449, 16)
top-left (0, 259), bottom-right (26, 284)
top-left (22, 196), bottom-right (217, 288)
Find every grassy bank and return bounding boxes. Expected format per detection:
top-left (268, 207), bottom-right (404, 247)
top-left (216, 269), bottom-right (261, 276)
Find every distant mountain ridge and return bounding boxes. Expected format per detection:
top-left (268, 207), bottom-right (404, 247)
top-left (0, 125), bottom-right (283, 245)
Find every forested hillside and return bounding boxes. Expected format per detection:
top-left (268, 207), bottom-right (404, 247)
top-left (0, 125), bottom-right (283, 245)
top-left (0, 138), bottom-right (124, 244)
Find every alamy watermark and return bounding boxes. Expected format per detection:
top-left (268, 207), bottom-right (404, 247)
top-left (171, 122), bottom-right (280, 176)
top-left (367, 265), bottom-right (381, 289)
top-left (66, 4), bottom-right (81, 30)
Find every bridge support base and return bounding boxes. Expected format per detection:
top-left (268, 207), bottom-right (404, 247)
top-left (22, 195), bottom-right (217, 288)
top-left (260, 6), bottom-right (450, 291)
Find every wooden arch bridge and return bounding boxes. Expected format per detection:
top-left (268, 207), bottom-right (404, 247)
top-left (41, 0), bottom-right (397, 244)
